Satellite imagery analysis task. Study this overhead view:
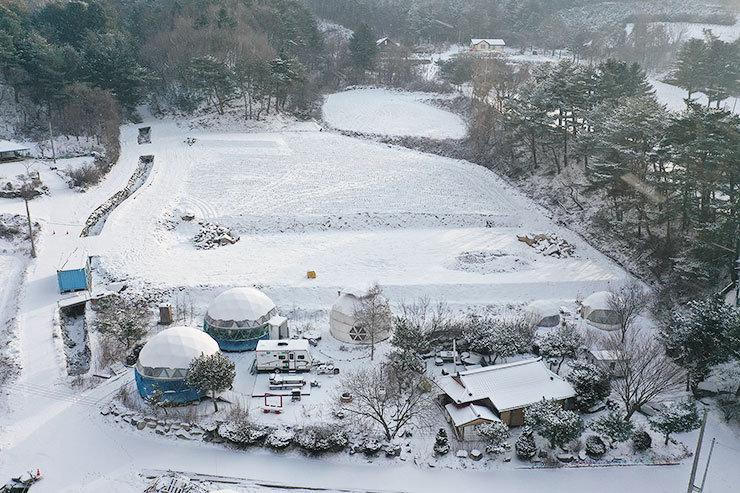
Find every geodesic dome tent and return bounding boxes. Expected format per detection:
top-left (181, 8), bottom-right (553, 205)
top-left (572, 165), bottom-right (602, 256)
top-left (135, 326), bottom-right (220, 403)
top-left (581, 291), bottom-right (620, 331)
top-left (524, 300), bottom-right (561, 327)
top-left (329, 288), bottom-right (392, 344)
top-left (204, 287), bottom-right (288, 351)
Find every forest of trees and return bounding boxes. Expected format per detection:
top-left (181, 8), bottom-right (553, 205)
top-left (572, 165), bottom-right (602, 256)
top-left (460, 50), bottom-right (740, 296)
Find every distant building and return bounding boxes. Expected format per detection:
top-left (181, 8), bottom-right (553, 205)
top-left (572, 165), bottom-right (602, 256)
top-left (587, 349), bottom-right (626, 377)
top-left (438, 358), bottom-right (576, 434)
top-left (376, 37), bottom-right (400, 49)
top-left (470, 38), bottom-right (505, 52)
top-left (0, 140), bottom-right (30, 162)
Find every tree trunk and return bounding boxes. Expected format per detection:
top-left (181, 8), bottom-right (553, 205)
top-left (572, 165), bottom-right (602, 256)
top-left (664, 433), bottom-right (670, 445)
top-left (212, 391), bottom-right (219, 412)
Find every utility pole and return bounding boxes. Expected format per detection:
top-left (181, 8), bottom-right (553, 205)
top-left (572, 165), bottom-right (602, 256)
top-left (24, 197), bottom-right (36, 258)
top-left (687, 411), bottom-right (708, 493)
top-left (698, 438), bottom-right (716, 492)
top-left (48, 120), bottom-right (57, 164)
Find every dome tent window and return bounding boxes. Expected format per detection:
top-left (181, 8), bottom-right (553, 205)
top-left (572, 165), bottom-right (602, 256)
top-left (204, 287), bottom-right (289, 351)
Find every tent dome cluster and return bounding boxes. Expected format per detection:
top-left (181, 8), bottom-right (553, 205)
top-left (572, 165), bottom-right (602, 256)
top-left (329, 288), bottom-right (392, 344)
top-left (203, 287), bottom-right (288, 351)
top-left (135, 326), bottom-right (220, 403)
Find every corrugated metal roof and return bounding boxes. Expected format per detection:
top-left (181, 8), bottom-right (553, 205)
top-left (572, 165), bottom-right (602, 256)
top-left (0, 140), bottom-right (30, 153)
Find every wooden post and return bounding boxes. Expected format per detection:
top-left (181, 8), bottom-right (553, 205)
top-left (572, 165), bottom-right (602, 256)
top-left (687, 411), bottom-right (708, 493)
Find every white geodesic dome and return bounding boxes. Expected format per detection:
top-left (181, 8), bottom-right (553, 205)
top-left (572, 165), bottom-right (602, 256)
top-left (524, 300), bottom-right (561, 327)
top-left (205, 287), bottom-right (277, 327)
top-left (329, 289), bottom-right (392, 344)
top-left (581, 291), bottom-right (620, 331)
top-left (136, 326), bottom-right (220, 377)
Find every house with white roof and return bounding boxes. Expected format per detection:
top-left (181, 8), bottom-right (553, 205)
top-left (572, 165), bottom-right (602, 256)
top-left (470, 38), bottom-right (505, 52)
top-left (438, 358), bottom-right (576, 435)
top-left (0, 140), bottom-right (30, 161)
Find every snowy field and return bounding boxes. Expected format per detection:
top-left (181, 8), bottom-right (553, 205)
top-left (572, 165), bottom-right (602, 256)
top-left (322, 88), bottom-right (466, 138)
top-left (0, 92), bottom-right (739, 492)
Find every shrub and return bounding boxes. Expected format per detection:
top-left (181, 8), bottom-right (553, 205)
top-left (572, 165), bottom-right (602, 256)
top-left (590, 410), bottom-right (634, 443)
top-left (294, 426), bottom-right (349, 454)
top-left (566, 360), bottom-right (611, 411)
top-left (265, 427), bottom-right (295, 449)
top-left (68, 162), bottom-right (102, 188)
top-left (585, 435), bottom-right (606, 457)
top-left (649, 399), bottom-right (701, 445)
top-left (632, 429), bottom-right (652, 451)
top-left (217, 421), bottom-right (268, 447)
top-left (515, 426), bottom-right (537, 459)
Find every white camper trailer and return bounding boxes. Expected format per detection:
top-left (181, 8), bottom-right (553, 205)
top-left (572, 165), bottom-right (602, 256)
top-left (256, 339), bottom-right (312, 372)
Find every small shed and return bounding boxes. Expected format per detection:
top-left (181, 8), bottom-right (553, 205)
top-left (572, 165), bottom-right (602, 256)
top-left (376, 37), bottom-right (400, 49)
top-left (587, 349), bottom-right (625, 377)
top-left (470, 38), bottom-right (506, 52)
top-left (0, 140), bottom-right (30, 162)
top-left (57, 249), bottom-right (91, 293)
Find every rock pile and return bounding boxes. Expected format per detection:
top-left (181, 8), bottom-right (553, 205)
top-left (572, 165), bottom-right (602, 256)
top-left (193, 222), bottom-right (240, 249)
top-left (517, 233), bottom-right (576, 258)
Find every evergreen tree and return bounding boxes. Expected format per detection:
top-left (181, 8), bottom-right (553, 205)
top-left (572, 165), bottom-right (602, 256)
top-left (476, 420), bottom-right (510, 451)
top-left (189, 55), bottom-right (235, 115)
top-left (538, 324), bottom-right (582, 373)
top-left (595, 59), bottom-right (653, 104)
top-left (668, 38), bottom-right (707, 100)
top-left (566, 360), bottom-right (611, 411)
top-left (185, 352), bottom-right (236, 412)
top-left (525, 398), bottom-right (584, 449)
top-left (589, 410), bottom-right (634, 443)
top-left (515, 425), bottom-right (537, 459)
top-left (349, 23), bottom-right (377, 72)
top-left (649, 399), bottom-right (701, 444)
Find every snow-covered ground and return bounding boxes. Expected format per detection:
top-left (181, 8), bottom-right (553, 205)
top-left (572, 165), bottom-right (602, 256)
top-left (322, 88), bottom-right (467, 138)
top-left (0, 92), bottom-right (738, 492)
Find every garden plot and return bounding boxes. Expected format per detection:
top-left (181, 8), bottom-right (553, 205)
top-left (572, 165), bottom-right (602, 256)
top-left (323, 88), bottom-right (467, 139)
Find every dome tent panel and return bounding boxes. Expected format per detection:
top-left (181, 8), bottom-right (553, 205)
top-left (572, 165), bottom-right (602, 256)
top-left (329, 288), bottom-right (392, 345)
top-left (524, 300), bottom-right (561, 328)
top-left (204, 287), bottom-right (286, 351)
top-left (581, 291), bottom-right (620, 331)
top-left (135, 326), bottom-right (221, 403)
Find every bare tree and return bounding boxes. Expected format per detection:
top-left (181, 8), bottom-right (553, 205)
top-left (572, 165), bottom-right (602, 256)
top-left (337, 364), bottom-right (433, 440)
top-left (604, 330), bottom-right (685, 421)
top-left (353, 284), bottom-right (392, 361)
top-left (608, 282), bottom-right (649, 342)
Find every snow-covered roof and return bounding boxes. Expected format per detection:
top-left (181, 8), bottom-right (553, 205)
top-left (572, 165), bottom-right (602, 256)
top-left (0, 139), bottom-right (30, 153)
top-left (268, 315), bottom-right (287, 327)
top-left (445, 402), bottom-right (499, 427)
top-left (332, 291), bottom-right (360, 316)
top-left (471, 38), bottom-right (505, 46)
top-left (58, 248), bottom-right (88, 271)
top-left (137, 326), bottom-right (220, 370)
top-left (207, 287), bottom-right (276, 322)
top-left (256, 339), bottom-right (309, 351)
top-left (376, 37), bottom-right (399, 46)
top-left (582, 291), bottom-right (613, 311)
top-left (438, 358), bottom-right (576, 412)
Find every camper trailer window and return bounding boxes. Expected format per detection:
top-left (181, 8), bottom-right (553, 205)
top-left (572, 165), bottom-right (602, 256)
top-left (298, 355), bottom-right (305, 360)
top-left (278, 355), bottom-right (286, 360)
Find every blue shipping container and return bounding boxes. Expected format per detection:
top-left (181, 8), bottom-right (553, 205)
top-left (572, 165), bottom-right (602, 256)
top-left (57, 249), bottom-right (90, 292)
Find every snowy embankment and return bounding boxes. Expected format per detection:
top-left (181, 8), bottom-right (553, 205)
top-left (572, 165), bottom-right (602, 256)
top-left (625, 21), bottom-right (740, 43)
top-left (322, 88), bottom-right (466, 139)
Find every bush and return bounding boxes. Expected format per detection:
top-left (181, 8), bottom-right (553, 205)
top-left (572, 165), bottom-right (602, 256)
top-left (515, 426), bottom-right (537, 459)
top-left (433, 428), bottom-right (450, 456)
top-left (589, 410), bottom-right (634, 443)
top-left (525, 399), bottom-right (584, 449)
top-left (68, 162), bottom-right (103, 188)
top-left (585, 435), bottom-right (606, 457)
top-left (294, 426), bottom-right (348, 454)
top-left (566, 360), bottom-right (611, 411)
top-left (632, 429), bottom-right (652, 451)
top-left (265, 427), bottom-right (294, 449)
top-left (649, 399), bottom-right (701, 445)
top-left (217, 421), bottom-right (268, 447)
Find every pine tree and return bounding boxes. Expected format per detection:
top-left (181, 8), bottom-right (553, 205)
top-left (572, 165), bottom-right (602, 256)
top-left (649, 399), bottom-right (701, 445)
top-left (667, 38), bottom-right (707, 100)
top-left (348, 23), bottom-right (377, 72)
top-left (566, 361), bottom-right (611, 411)
top-left (538, 324), bottom-right (582, 373)
top-left (189, 55), bottom-right (235, 115)
top-left (589, 410), bottom-right (634, 443)
top-left (185, 352), bottom-right (236, 412)
top-left (477, 420), bottom-right (510, 452)
top-left (525, 399), bottom-right (584, 449)
top-left (515, 426), bottom-right (537, 459)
